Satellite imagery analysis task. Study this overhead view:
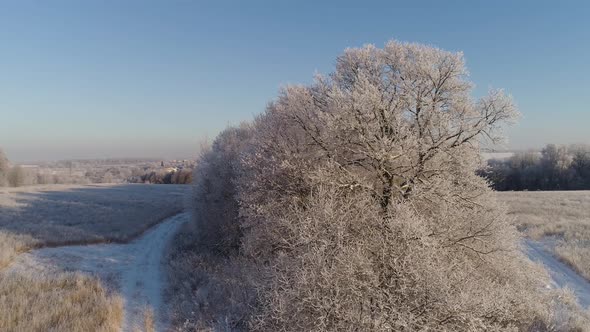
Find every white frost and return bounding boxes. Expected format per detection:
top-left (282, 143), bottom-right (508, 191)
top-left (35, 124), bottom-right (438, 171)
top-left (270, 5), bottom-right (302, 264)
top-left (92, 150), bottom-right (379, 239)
top-left (6, 212), bottom-right (189, 332)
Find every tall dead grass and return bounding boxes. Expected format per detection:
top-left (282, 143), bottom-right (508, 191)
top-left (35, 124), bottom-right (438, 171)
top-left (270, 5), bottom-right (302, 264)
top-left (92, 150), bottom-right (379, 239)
top-left (0, 272), bottom-right (123, 332)
top-left (137, 307), bottom-right (155, 332)
top-left (0, 232), bottom-right (38, 269)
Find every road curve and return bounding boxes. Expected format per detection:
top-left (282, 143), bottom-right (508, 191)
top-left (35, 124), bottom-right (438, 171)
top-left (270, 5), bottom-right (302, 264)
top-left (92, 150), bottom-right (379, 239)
top-left (5, 212), bottom-right (190, 332)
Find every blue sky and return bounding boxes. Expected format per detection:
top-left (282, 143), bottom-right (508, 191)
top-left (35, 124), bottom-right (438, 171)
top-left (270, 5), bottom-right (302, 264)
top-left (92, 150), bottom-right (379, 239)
top-left (1, 1), bottom-right (589, 161)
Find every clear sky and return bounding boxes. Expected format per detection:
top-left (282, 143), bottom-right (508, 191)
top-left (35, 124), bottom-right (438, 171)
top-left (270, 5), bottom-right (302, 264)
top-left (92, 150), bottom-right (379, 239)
top-left (1, 1), bottom-right (589, 162)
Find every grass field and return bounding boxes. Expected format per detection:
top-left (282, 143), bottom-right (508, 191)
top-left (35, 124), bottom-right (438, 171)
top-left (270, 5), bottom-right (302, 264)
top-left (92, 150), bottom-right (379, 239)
top-left (0, 184), bottom-right (189, 268)
top-left (0, 184), bottom-right (189, 332)
top-left (0, 272), bottom-right (123, 332)
top-left (498, 191), bottom-right (590, 281)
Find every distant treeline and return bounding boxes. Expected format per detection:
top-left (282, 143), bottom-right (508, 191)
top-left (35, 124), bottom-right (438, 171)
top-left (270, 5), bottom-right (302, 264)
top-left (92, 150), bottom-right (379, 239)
top-left (0, 149), bottom-right (194, 187)
top-left (480, 144), bottom-right (590, 191)
top-left (126, 169), bottom-right (192, 184)
top-left (0, 149), bottom-right (42, 187)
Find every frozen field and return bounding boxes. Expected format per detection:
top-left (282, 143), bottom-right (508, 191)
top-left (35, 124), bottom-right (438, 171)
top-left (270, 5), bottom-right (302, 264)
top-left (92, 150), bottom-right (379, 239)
top-left (6, 213), bottom-right (190, 332)
top-left (0, 184), bottom-right (190, 332)
top-left (499, 191), bottom-right (590, 308)
top-left (0, 184), bottom-right (188, 245)
top-left (0, 184), bottom-right (189, 269)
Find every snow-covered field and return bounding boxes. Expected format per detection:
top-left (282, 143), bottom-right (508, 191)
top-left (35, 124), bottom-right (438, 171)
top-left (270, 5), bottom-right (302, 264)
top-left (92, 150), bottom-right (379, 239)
top-left (500, 191), bottom-right (590, 314)
top-left (6, 213), bottom-right (189, 331)
top-left (3, 185), bottom-right (590, 330)
top-left (499, 191), bottom-right (590, 281)
top-left (0, 184), bottom-right (188, 245)
top-left (0, 184), bottom-right (190, 331)
top-left (0, 184), bottom-right (189, 268)
top-left (525, 239), bottom-right (590, 308)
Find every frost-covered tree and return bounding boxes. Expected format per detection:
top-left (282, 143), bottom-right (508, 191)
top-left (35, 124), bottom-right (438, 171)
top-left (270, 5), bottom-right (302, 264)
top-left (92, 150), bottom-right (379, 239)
top-left (237, 41), bottom-right (557, 330)
top-left (539, 144), bottom-right (574, 189)
top-left (0, 149), bottom-right (11, 187)
top-left (241, 42), bottom-right (518, 212)
top-left (191, 123), bottom-right (253, 254)
top-left (571, 145), bottom-right (590, 188)
top-left (190, 41), bottom-right (580, 330)
top-left (483, 144), bottom-right (590, 191)
top-left (8, 165), bottom-right (27, 187)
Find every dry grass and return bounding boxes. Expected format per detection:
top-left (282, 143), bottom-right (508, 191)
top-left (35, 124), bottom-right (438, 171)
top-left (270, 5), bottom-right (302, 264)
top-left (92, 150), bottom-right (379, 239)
top-left (133, 307), bottom-right (155, 332)
top-left (0, 233), bottom-right (38, 269)
top-left (144, 307), bottom-right (155, 332)
top-left (0, 272), bottom-right (123, 332)
top-left (498, 191), bottom-right (590, 280)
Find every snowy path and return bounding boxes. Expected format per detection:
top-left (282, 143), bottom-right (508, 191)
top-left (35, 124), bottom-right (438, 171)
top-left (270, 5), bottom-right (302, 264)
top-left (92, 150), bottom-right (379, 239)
top-left (5, 212), bottom-right (189, 332)
top-left (525, 239), bottom-right (590, 308)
